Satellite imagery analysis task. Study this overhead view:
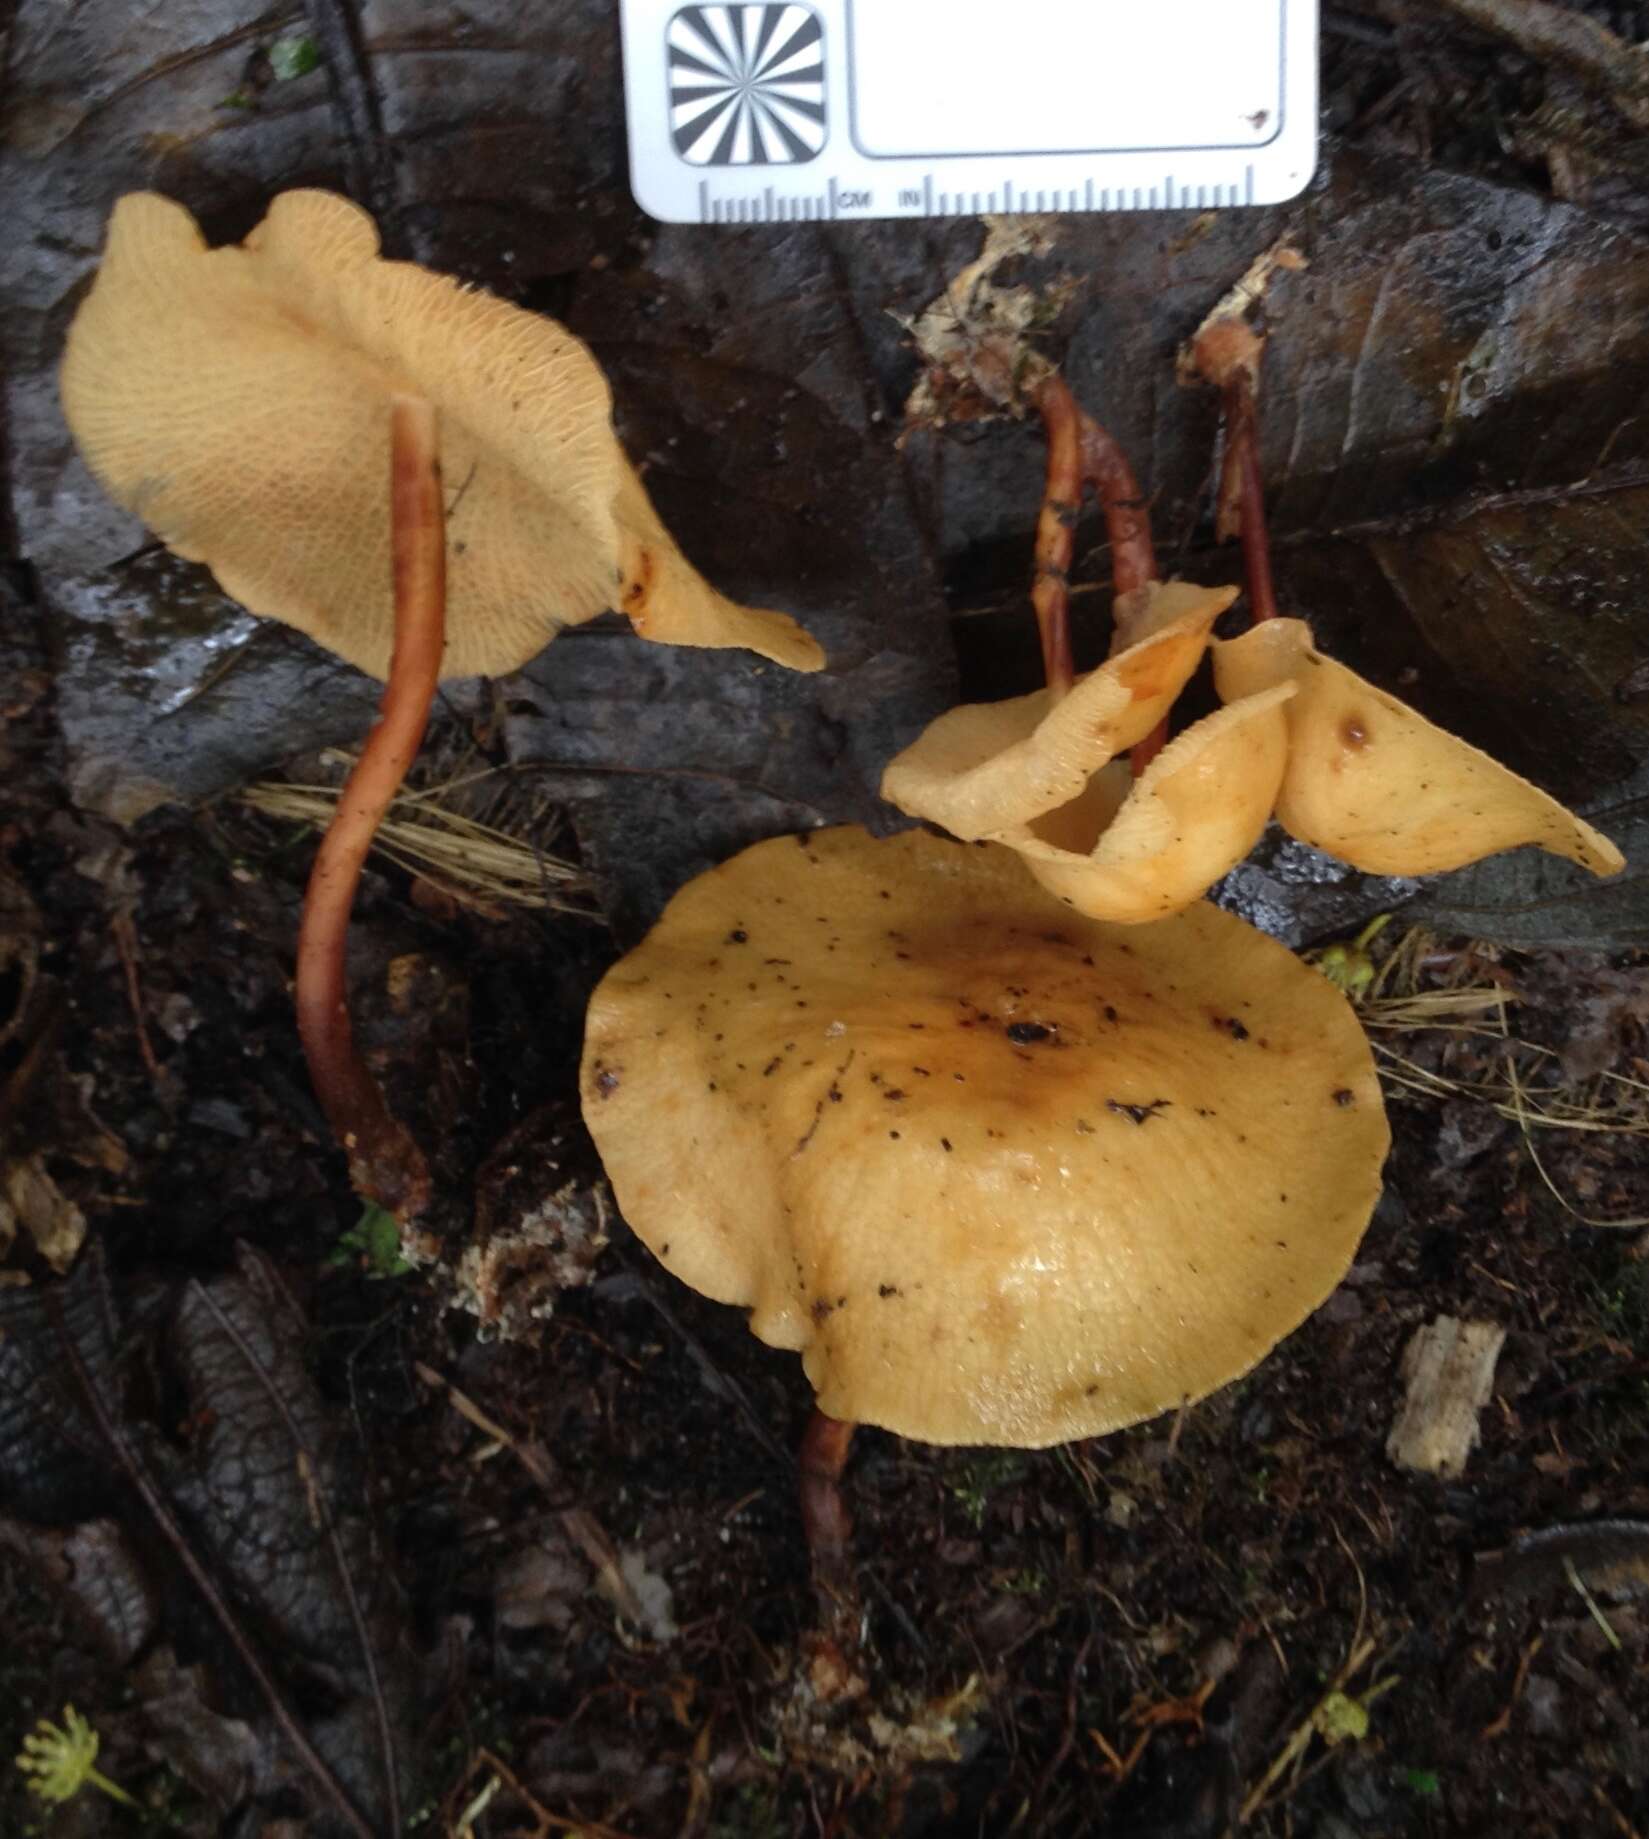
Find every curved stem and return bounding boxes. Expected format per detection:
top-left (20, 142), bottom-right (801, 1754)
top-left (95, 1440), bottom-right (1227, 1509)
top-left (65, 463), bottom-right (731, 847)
top-left (295, 395), bottom-right (444, 1218)
top-left (1076, 407), bottom-right (1157, 598)
top-left (1075, 402), bottom-right (1166, 774)
top-left (1030, 375), bottom-right (1083, 702)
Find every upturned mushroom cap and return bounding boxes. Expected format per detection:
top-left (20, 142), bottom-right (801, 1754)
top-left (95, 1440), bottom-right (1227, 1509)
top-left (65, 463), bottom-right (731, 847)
top-left (879, 582), bottom-right (1237, 841)
top-left (994, 683), bottom-right (1295, 922)
top-left (60, 190), bottom-right (823, 681)
top-left (580, 825), bottom-right (1388, 1447)
top-left (1214, 620), bottom-right (1624, 877)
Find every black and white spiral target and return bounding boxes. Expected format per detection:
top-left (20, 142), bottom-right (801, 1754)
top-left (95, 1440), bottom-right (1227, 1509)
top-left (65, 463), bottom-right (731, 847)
top-left (668, 5), bottom-right (827, 166)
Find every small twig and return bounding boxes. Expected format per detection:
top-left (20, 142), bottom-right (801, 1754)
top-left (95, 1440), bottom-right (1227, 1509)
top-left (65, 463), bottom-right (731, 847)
top-left (464, 1748), bottom-right (643, 1839)
top-left (1240, 1634), bottom-right (1381, 1824)
top-left (1027, 1630), bottom-right (1095, 1815)
top-left (1564, 1554), bottom-right (1623, 1650)
top-left (414, 1362), bottom-right (651, 1626)
top-left (46, 1294), bottom-right (377, 1839)
top-left (1482, 1633), bottom-right (1542, 1739)
top-left (192, 1280), bottom-right (402, 1839)
top-left (295, 394), bottom-right (444, 1218)
top-left (108, 912), bottom-right (163, 1086)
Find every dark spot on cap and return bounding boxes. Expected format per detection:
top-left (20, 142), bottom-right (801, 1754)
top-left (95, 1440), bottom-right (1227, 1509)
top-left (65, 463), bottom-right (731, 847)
top-left (1107, 1097), bottom-right (1171, 1126)
top-left (594, 1067), bottom-right (621, 1098)
top-left (1333, 1088), bottom-right (1355, 1107)
top-left (727, 928), bottom-right (749, 944)
top-left (810, 1298), bottom-right (834, 1323)
top-left (1342, 715), bottom-right (1368, 747)
top-left (878, 1283), bottom-right (902, 1298)
top-left (883, 1088), bottom-right (907, 1102)
top-left (1006, 1021), bottom-right (1053, 1045)
top-left (1214, 1015), bottom-right (1250, 1041)
top-left (940, 1137), bottom-right (953, 1152)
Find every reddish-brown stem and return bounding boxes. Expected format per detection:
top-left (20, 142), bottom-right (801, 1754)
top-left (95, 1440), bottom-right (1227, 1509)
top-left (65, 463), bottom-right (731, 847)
top-left (295, 395), bottom-right (444, 1218)
top-left (1221, 373), bottom-right (1280, 624)
top-left (1030, 375), bottom-right (1083, 702)
top-left (1073, 401), bottom-right (1166, 774)
top-left (799, 1408), bottom-right (856, 1582)
top-left (1076, 407), bottom-right (1158, 599)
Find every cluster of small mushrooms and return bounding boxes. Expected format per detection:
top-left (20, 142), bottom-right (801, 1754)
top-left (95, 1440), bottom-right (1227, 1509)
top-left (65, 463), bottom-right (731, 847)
top-left (63, 196), bottom-right (1624, 1595)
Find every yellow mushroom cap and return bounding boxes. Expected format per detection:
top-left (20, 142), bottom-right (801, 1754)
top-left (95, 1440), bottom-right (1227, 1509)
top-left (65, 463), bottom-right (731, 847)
top-left (878, 582), bottom-right (1237, 841)
top-left (994, 683), bottom-right (1294, 923)
top-left (580, 826), bottom-right (1388, 1447)
top-left (60, 190), bottom-right (823, 681)
top-left (1213, 620), bottom-right (1624, 878)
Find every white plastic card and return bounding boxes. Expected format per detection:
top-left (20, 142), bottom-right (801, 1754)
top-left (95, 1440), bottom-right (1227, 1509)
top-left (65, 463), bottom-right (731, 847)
top-left (619, 0), bottom-right (1318, 223)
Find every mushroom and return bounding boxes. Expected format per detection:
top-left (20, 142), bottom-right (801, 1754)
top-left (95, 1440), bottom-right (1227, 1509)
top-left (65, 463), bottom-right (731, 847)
top-left (994, 682), bottom-right (1297, 921)
top-left (880, 370), bottom-right (1298, 923)
top-left (1213, 619), bottom-right (1625, 877)
top-left (879, 578), bottom-right (1236, 841)
top-left (60, 189), bottom-right (824, 681)
top-left (1180, 265), bottom-right (1623, 882)
top-left (580, 824), bottom-right (1389, 1572)
top-left (58, 190), bottom-right (826, 1216)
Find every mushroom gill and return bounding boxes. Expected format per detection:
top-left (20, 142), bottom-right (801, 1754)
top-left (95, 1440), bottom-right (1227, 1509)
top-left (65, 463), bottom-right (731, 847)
top-left (60, 189), bottom-right (824, 682)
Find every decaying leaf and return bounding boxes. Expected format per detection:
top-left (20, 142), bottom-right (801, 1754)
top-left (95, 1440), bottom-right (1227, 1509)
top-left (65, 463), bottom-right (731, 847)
top-left (0, 1153), bottom-right (87, 1274)
top-left (61, 190), bottom-right (824, 681)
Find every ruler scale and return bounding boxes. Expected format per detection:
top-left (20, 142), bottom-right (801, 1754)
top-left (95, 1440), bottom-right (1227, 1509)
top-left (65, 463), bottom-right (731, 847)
top-left (621, 0), bottom-right (1317, 224)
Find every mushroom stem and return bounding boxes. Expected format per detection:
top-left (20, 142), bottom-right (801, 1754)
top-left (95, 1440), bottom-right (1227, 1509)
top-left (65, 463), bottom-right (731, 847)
top-left (798, 1408), bottom-right (857, 1584)
top-left (1030, 375), bottom-right (1082, 703)
top-left (1069, 392), bottom-right (1166, 776)
top-left (295, 395), bottom-right (444, 1219)
top-left (1027, 376), bottom-right (1165, 771)
top-left (1074, 402), bottom-right (1157, 600)
top-left (1221, 372), bottom-right (1281, 625)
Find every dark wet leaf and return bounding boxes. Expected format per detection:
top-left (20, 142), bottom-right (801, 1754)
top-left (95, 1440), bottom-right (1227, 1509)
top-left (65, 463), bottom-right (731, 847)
top-left (0, 1515), bottom-right (157, 1663)
top-left (0, 1249), bottom-right (417, 1834)
top-left (131, 1645), bottom-right (272, 1814)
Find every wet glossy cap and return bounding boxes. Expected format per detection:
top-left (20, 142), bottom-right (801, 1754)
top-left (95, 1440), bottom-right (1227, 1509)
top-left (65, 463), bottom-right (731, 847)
top-left (879, 582), bottom-right (1236, 841)
top-left (1214, 620), bottom-right (1624, 877)
top-left (580, 825), bottom-right (1388, 1447)
top-left (60, 190), bottom-right (823, 681)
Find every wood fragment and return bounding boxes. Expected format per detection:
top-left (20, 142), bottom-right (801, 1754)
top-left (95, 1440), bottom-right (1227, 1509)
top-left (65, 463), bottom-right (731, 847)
top-left (1386, 1316), bottom-right (1507, 1478)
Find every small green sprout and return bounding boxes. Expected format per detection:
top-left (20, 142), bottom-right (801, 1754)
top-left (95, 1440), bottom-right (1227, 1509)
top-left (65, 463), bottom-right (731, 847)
top-left (327, 1202), bottom-right (415, 1278)
top-left (1405, 1767), bottom-right (1441, 1797)
top-left (15, 1705), bottom-right (137, 1810)
top-left (268, 35), bottom-right (323, 81)
top-left (1309, 913), bottom-right (1394, 1002)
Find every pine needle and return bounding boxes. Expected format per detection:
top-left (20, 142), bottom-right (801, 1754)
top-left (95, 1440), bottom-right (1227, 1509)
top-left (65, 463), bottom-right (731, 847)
top-left (1333, 930), bottom-right (1647, 1229)
top-left (239, 764), bottom-right (596, 919)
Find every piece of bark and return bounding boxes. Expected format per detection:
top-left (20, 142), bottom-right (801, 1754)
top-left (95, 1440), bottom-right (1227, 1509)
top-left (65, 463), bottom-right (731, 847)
top-left (1387, 1315), bottom-right (1507, 1478)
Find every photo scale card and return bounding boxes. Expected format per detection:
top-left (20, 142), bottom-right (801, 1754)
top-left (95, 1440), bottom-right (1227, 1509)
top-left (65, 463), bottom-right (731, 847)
top-left (621, 0), bottom-right (1318, 222)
